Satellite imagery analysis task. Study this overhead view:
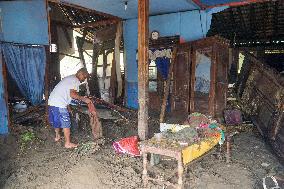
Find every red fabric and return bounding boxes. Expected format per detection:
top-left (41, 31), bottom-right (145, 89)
top-left (88, 102), bottom-right (96, 115)
top-left (113, 136), bottom-right (140, 156)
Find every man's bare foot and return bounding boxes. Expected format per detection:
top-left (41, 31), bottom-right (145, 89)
top-left (64, 143), bottom-right (78, 148)
top-left (55, 136), bottom-right (61, 142)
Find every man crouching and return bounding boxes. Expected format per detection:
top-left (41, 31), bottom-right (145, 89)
top-left (48, 68), bottom-right (93, 148)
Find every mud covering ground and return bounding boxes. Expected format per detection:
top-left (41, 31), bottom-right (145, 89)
top-left (0, 116), bottom-right (283, 189)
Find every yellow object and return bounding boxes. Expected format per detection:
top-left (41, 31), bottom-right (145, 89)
top-left (160, 121), bottom-right (223, 165)
top-left (182, 133), bottom-right (221, 165)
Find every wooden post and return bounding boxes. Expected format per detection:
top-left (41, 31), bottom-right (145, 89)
top-left (45, 46), bottom-right (50, 126)
top-left (76, 30), bottom-right (87, 68)
top-left (90, 41), bottom-right (104, 98)
top-left (102, 51), bottom-right (107, 90)
top-left (110, 53), bottom-right (117, 103)
top-left (159, 47), bottom-right (177, 123)
top-left (209, 44), bottom-right (217, 117)
top-left (114, 22), bottom-right (123, 98)
top-left (142, 149), bottom-right (148, 187)
top-left (1, 54), bottom-right (10, 131)
top-left (177, 152), bottom-right (184, 189)
top-left (137, 0), bottom-right (149, 140)
top-left (76, 30), bottom-right (91, 95)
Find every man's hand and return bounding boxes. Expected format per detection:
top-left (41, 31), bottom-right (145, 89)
top-left (67, 105), bottom-right (73, 116)
top-left (87, 102), bottom-right (97, 116)
top-left (83, 97), bottom-right (92, 105)
top-left (70, 89), bottom-right (92, 104)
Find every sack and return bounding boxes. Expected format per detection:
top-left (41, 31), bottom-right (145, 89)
top-left (113, 136), bottom-right (141, 157)
top-left (224, 109), bottom-right (242, 125)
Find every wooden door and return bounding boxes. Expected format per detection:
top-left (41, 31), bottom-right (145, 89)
top-left (190, 37), bottom-right (229, 117)
top-left (190, 46), bottom-right (214, 115)
top-left (172, 44), bottom-right (191, 113)
top-left (215, 44), bottom-right (229, 118)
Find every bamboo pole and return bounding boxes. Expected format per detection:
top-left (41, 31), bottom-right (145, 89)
top-left (137, 0), bottom-right (149, 140)
top-left (159, 47), bottom-right (177, 123)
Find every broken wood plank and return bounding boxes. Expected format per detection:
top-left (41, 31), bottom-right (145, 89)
top-left (91, 96), bottom-right (135, 113)
top-left (74, 19), bottom-right (119, 29)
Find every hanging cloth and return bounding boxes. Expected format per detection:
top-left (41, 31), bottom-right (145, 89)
top-left (1, 43), bottom-right (46, 105)
top-left (155, 57), bottom-right (170, 80)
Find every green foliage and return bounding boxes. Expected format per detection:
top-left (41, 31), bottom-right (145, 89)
top-left (21, 131), bottom-right (36, 143)
top-left (20, 131), bottom-right (37, 152)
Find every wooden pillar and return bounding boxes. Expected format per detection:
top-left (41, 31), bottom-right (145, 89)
top-left (209, 44), bottom-right (217, 117)
top-left (1, 54), bottom-right (10, 131)
top-left (137, 0), bottom-right (149, 140)
top-left (76, 30), bottom-right (90, 95)
top-left (49, 23), bottom-right (61, 88)
top-left (114, 22), bottom-right (123, 98)
top-left (110, 53), bottom-right (117, 103)
top-left (102, 51), bottom-right (107, 90)
top-left (45, 46), bottom-right (50, 126)
top-left (76, 34), bottom-right (87, 68)
top-left (90, 42), bottom-right (103, 98)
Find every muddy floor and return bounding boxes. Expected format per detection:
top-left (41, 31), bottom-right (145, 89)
top-left (0, 113), bottom-right (284, 189)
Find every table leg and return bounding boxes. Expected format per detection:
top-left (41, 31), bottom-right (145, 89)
top-left (226, 135), bottom-right (231, 163)
top-left (142, 152), bottom-right (148, 187)
top-left (177, 153), bottom-right (183, 189)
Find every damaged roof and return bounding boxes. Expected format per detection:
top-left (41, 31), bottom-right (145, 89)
top-left (50, 2), bottom-right (120, 42)
top-left (57, 0), bottom-right (270, 19)
top-left (207, 0), bottom-right (284, 46)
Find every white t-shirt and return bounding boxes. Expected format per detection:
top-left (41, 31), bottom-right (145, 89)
top-left (48, 75), bottom-right (81, 108)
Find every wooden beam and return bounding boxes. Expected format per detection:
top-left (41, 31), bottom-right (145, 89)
top-left (44, 46), bottom-right (50, 127)
top-left (1, 53), bottom-right (10, 131)
top-left (209, 44), bottom-right (217, 117)
top-left (52, 20), bottom-right (73, 28)
top-left (110, 53), bottom-right (117, 103)
top-left (59, 52), bottom-right (80, 59)
top-left (76, 30), bottom-right (87, 68)
top-left (62, 27), bottom-right (73, 48)
top-left (114, 21), bottom-right (123, 98)
top-left (48, 0), bottom-right (121, 20)
top-left (90, 42), bottom-right (104, 98)
top-left (102, 51), bottom-right (107, 89)
top-left (137, 0), bottom-right (149, 140)
top-left (73, 19), bottom-right (119, 29)
top-left (160, 47), bottom-right (177, 123)
top-left (206, 0), bottom-right (271, 9)
top-left (83, 50), bottom-right (93, 59)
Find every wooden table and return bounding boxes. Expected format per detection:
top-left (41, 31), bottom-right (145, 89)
top-left (140, 139), bottom-right (187, 189)
top-left (140, 132), bottom-right (231, 189)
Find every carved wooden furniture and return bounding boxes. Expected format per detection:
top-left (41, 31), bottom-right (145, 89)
top-left (171, 36), bottom-right (229, 119)
top-left (190, 36), bottom-right (229, 118)
top-left (235, 52), bottom-right (284, 161)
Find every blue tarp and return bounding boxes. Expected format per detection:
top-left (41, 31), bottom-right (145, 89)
top-left (1, 43), bottom-right (46, 105)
